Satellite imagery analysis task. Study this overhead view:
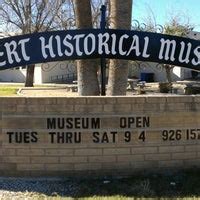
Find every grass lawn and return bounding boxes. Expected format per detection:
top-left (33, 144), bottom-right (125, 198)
top-left (0, 83), bottom-right (59, 96)
top-left (0, 87), bottom-right (19, 96)
top-left (0, 84), bottom-right (22, 96)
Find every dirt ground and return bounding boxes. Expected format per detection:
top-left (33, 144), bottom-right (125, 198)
top-left (19, 88), bottom-right (78, 97)
top-left (18, 82), bottom-right (188, 97)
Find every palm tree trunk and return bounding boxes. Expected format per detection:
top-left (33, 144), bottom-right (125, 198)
top-left (74, 0), bottom-right (100, 96)
top-left (107, 0), bottom-right (132, 95)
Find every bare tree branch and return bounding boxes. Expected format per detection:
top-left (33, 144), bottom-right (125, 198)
top-left (0, 0), bottom-right (74, 34)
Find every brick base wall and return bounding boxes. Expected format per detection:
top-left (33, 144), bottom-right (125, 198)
top-left (0, 95), bottom-right (200, 176)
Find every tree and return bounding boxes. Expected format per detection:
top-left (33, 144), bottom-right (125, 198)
top-left (74, 0), bottom-right (100, 96)
top-left (142, 12), bottom-right (193, 84)
top-left (107, 0), bottom-right (132, 96)
top-left (163, 16), bottom-right (193, 83)
top-left (0, 0), bottom-right (69, 87)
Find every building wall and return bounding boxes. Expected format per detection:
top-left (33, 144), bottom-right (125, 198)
top-left (187, 31), bottom-right (200, 40)
top-left (34, 64), bottom-right (43, 84)
top-left (129, 62), bottom-right (188, 82)
top-left (0, 61), bottom-right (77, 84)
top-left (0, 96), bottom-right (200, 176)
top-left (40, 61), bottom-right (76, 83)
top-left (0, 68), bottom-right (26, 82)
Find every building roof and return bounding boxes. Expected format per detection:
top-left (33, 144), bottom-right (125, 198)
top-left (187, 31), bottom-right (200, 40)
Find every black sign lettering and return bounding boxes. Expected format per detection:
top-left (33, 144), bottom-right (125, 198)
top-left (120, 116), bottom-right (150, 128)
top-left (124, 131), bottom-right (131, 142)
top-left (47, 117), bottom-right (100, 130)
top-left (93, 132), bottom-right (100, 143)
top-left (92, 131), bottom-right (118, 143)
top-left (6, 131), bottom-right (38, 143)
top-left (49, 132), bottom-right (81, 143)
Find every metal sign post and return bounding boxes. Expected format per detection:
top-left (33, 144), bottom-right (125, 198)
top-left (100, 5), bottom-right (106, 96)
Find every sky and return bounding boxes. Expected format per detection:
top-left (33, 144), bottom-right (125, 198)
top-left (132, 0), bottom-right (200, 31)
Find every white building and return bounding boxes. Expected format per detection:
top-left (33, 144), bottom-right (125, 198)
top-left (128, 61), bottom-right (192, 82)
top-left (0, 61), bottom-right (77, 84)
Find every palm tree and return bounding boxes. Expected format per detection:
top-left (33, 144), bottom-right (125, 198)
top-left (74, 0), bottom-right (100, 96)
top-left (107, 0), bottom-right (132, 95)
